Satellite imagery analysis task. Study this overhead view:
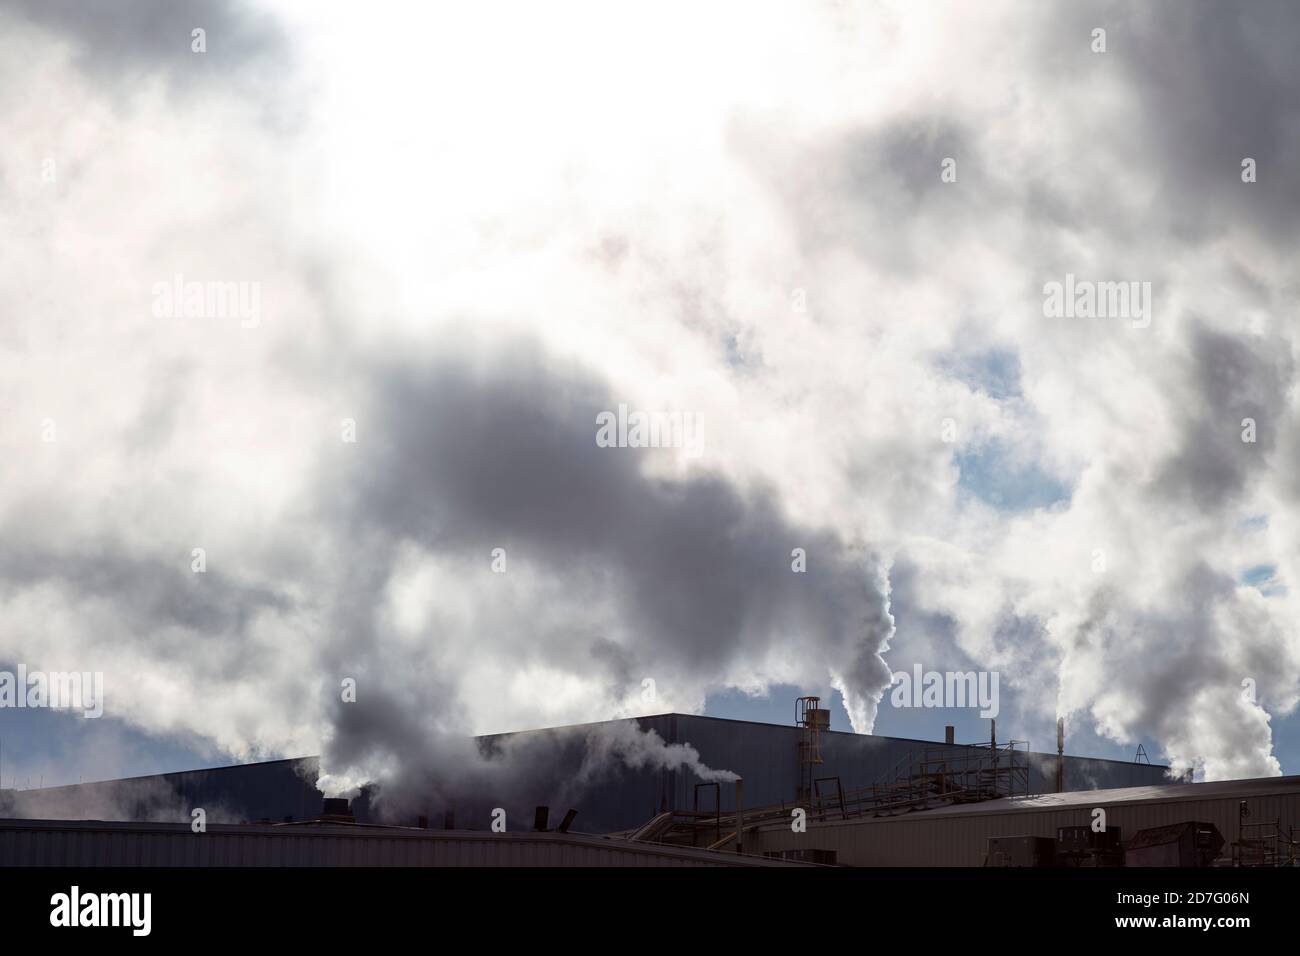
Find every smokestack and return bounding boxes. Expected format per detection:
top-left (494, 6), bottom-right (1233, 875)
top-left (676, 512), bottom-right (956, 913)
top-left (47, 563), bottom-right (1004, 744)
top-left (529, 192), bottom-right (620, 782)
top-left (944, 725), bottom-right (955, 745)
top-left (1056, 717), bottom-right (1065, 793)
top-left (734, 778), bottom-right (745, 855)
top-left (417, 814), bottom-right (429, 829)
top-left (556, 809), bottom-right (578, 833)
top-left (533, 806), bottom-right (549, 832)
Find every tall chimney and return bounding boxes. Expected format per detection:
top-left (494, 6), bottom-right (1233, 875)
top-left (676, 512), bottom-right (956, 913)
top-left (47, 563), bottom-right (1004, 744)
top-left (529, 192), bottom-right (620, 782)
top-left (944, 725), bottom-right (955, 745)
top-left (1056, 717), bottom-right (1065, 793)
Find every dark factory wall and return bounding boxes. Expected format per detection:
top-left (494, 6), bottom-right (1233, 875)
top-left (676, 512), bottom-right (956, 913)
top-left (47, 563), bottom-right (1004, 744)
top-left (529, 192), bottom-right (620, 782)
top-left (1, 715), bottom-right (1172, 834)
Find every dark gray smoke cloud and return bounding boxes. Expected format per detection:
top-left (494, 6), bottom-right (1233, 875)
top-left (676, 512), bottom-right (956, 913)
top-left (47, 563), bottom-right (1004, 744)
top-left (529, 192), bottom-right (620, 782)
top-left (351, 345), bottom-right (889, 681)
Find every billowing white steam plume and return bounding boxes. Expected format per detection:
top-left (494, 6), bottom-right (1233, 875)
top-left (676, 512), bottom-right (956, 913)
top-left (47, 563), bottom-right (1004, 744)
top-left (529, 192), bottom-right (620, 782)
top-left (573, 722), bottom-right (739, 786)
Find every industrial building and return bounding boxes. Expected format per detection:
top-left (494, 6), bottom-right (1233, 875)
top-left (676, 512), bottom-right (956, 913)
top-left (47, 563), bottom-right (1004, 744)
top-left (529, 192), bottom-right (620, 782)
top-left (0, 708), bottom-right (1171, 835)
top-left (3, 705), bottom-right (1295, 867)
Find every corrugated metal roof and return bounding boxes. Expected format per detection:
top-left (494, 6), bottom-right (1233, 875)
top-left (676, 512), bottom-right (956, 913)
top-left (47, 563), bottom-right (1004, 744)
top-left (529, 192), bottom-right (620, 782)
top-left (0, 817), bottom-right (810, 867)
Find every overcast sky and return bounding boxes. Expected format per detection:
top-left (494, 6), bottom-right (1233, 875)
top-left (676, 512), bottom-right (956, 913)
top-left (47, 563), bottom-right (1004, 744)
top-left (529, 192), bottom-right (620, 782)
top-left (2, 0), bottom-right (1299, 793)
